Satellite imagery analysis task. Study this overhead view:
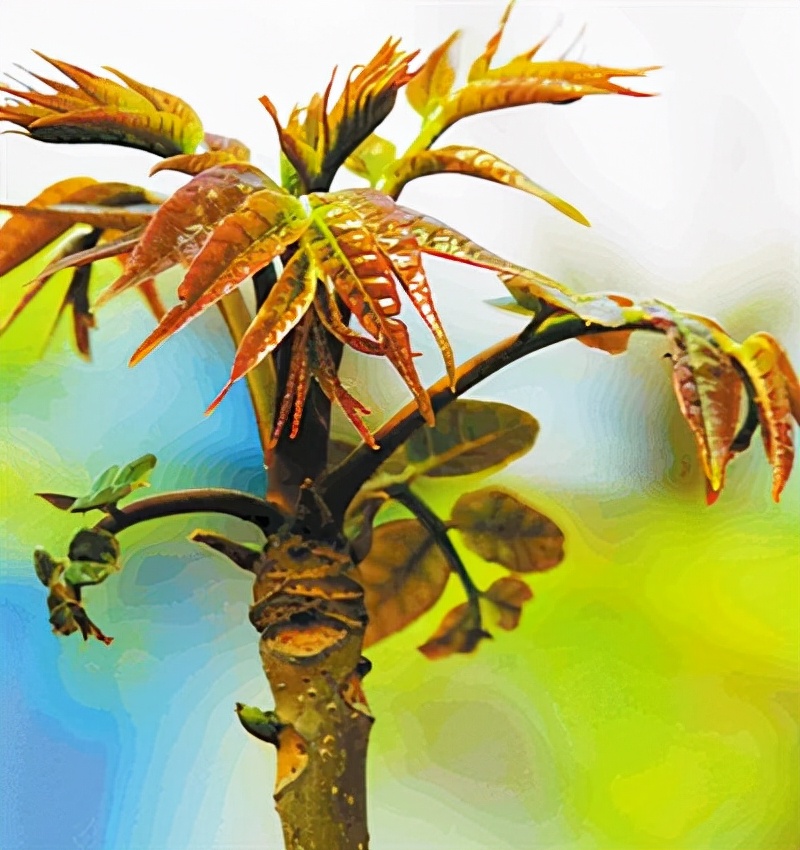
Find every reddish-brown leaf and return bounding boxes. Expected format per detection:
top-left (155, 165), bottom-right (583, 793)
top-left (98, 163), bottom-right (274, 305)
top-left (0, 177), bottom-right (96, 276)
top-left (130, 188), bottom-right (309, 365)
top-left (483, 576), bottom-right (533, 631)
top-left (353, 519), bottom-right (451, 647)
top-left (0, 201), bottom-right (156, 232)
top-left (418, 602), bottom-right (491, 660)
top-left (207, 250), bottom-right (316, 413)
top-left (654, 309), bottom-right (743, 499)
top-left (451, 488), bottom-right (565, 573)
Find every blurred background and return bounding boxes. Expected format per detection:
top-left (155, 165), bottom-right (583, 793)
top-left (1, 2), bottom-right (798, 848)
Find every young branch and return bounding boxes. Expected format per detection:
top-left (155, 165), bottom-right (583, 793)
top-left (217, 290), bottom-right (277, 468)
top-left (385, 483), bottom-right (480, 603)
top-left (320, 316), bottom-right (653, 521)
top-left (94, 488), bottom-right (285, 535)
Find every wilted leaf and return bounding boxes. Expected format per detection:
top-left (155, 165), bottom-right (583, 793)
top-left (417, 602), bottom-right (490, 659)
top-left (344, 490), bottom-right (390, 563)
top-left (33, 547), bottom-right (67, 586)
top-left (353, 519), bottom-right (451, 647)
top-left (483, 576), bottom-right (533, 630)
top-left (46, 582), bottom-right (113, 644)
top-left (35, 493), bottom-right (78, 512)
top-left (401, 399), bottom-right (539, 478)
top-left (406, 30), bottom-right (461, 117)
top-left (67, 527), bottom-right (120, 566)
top-left (451, 488), bottom-right (564, 573)
top-left (383, 146), bottom-right (589, 224)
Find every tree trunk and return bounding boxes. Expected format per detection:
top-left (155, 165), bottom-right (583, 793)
top-left (250, 529), bottom-right (373, 850)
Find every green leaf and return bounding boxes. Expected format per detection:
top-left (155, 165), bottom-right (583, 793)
top-left (400, 399), bottom-right (539, 478)
top-left (69, 453), bottom-right (156, 511)
top-left (451, 488), bottom-right (564, 573)
top-left (353, 519), bottom-right (451, 647)
top-left (64, 560), bottom-right (115, 587)
top-left (235, 703), bottom-right (282, 745)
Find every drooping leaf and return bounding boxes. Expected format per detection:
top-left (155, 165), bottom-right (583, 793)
top-left (304, 198), bottom-right (435, 424)
top-left (206, 249), bottom-right (316, 413)
top-left (482, 576), bottom-right (533, 630)
top-left (382, 146), bottom-right (589, 225)
top-left (1, 54), bottom-right (204, 156)
top-left (46, 582), bottom-right (113, 644)
top-left (309, 320), bottom-right (378, 448)
top-left (648, 307), bottom-right (743, 500)
top-left (67, 453), bottom-right (157, 512)
top-left (406, 30), bottom-right (461, 117)
top-left (401, 399), bottom-right (539, 478)
top-left (344, 133), bottom-right (397, 186)
top-left (98, 163), bottom-right (275, 305)
top-left (33, 547), bottom-right (67, 586)
top-left (451, 488), bottom-right (564, 573)
top-left (353, 518), bottom-right (451, 647)
top-left (711, 331), bottom-right (797, 502)
top-left (343, 489), bottom-right (391, 564)
top-left (417, 602), bottom-right (491, 660)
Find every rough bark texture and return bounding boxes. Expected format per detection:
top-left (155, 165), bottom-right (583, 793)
top-left (251, 530), bottom-right (373, 850)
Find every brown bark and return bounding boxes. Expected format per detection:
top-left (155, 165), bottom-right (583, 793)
top-left (250, 530), bottom-right (373, 850)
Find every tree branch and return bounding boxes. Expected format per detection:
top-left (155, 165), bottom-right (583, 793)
top-left (94, 488), bottom-right (285, 535)
top-left (320, 315), bottom-right (653, 521)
